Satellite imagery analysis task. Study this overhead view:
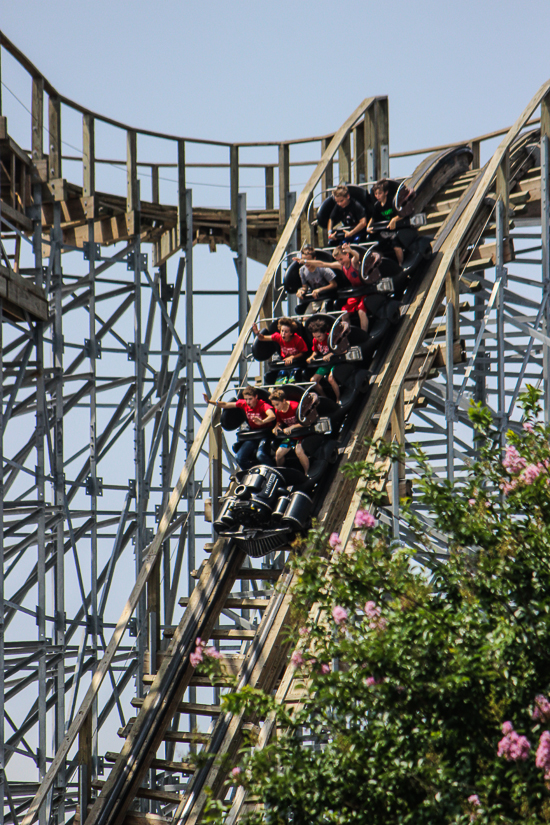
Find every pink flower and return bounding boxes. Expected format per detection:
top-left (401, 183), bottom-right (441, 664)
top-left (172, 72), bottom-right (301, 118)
top-left (503, 445), bottom-right (527, 475)
top-left (498, 722), bottom-right (531, 761)
top-left (533, 695), bottom-right (550, 723)
top-left (536, 731), bottom-right (550, 778)
top-left (329, 532), bottom-right (342, 550)
top-left (298, 626), bottom-right (310, 636)
top-left (373, 616), bottom-right (387, 631)
top-left (321, 663), bottom-right (331, 674)
top-left (354, 509), bottom-right (376, 529)
top-left (364, 600), bottom-right (386, 631)
top-left (190, 647), bottom-right (203, 668)
top-left (291, 650), bottom-right (305, 667)
top-left (501, 479), bottom-right (518, 496)
top-left (366, 675), bottom-right (383, 687)
top-left (468, 498), bottom-right (476, 506)
top-left (231, 766), bottom-right (242, 778)
top-left (522, 463), bottom-right (544, 485)
top-left (332, 606), bottom-right (348, 625)
top-left (523, 421), bottom-right (534, 432)
top-left (204, 646), bottom-right (222, 659)
top-left (468, 795), bottom-right (480, 807)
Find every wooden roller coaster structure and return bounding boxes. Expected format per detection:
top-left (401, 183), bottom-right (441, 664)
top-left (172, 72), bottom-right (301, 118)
top-left (1, 29), bottom-right (550, 825)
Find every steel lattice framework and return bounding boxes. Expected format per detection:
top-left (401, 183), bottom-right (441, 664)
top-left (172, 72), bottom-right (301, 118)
top-left (1, 29), bottom-right (550, 825)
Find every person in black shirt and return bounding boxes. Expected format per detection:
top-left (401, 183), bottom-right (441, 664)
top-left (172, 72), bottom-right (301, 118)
top-left (367, 179), bottom-right (404, 265)
top-left (327, 185), bottom-right (367, 244)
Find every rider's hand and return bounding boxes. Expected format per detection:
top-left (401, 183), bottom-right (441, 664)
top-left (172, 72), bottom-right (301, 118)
top-left (323, 354), bottom-right (332, 362)
top-left (311, 290), bottom-right (319, 300)
top-left (388, 217), bottom-right (398, 230)
top-left (284, 356), bottom-right (293, 365)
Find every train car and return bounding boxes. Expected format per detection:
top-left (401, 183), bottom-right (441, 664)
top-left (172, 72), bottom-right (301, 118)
top-left (213, 148), bottom-right (474, 556)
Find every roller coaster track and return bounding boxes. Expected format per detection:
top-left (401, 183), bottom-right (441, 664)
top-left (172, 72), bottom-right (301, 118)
top-left (3, 30), bottom-right (550, 825)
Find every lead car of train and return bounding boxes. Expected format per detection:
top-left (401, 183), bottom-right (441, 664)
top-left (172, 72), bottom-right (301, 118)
top-left (212, 147), bottom-right (474, 557)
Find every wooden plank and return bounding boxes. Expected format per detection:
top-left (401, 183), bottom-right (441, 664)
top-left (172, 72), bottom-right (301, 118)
top-left (265, 166), bottom-right (274, 210)
top-left (92, 781), bottom-right (182, 805)
top-left (278, 142), bottom-right (290, 234)
top-left (83, 114), bottom-right (95, 199)
top-left (177, 139), bottom-right (186, 246)
top-left (0, 200), bottom-right (33, 231)
top-left (48, 94), bottom-right (61, 179)
top-left (179, 597), bottom-right (270, 609)
top-left (338, 133), bottom-right (351, 183)
top-left (376, 97), bottom-right (389, 177)
top-left (127, 129), bottom-right (138, 214)
top-left (31, 76), bottom-right (43, 163)
top-left (354, 122), bottom-right (365, 183)
top-left (131, 698), bottom-right (221, 716)
top-left (230, 144), bottom-right (238, 251)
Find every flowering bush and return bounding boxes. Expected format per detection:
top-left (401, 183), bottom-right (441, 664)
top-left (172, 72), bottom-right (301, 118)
top-left (204, 389), bottom-right (550, 824)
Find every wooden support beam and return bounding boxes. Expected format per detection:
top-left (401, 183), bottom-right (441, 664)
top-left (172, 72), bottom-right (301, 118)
top-left (300, 196), bottom-right (312, 247)
top-left (338, 133), bottom-right (351, 183)
top-left (78, 709), bottom-right (93, 818)
top-left (31, 76), bottom-right (43, 163)
top-left (321, 137), bottom-right (333, 193)
top-left (470, 139), bottom-right (481, 170)
top-left (278, 142), bottom-right (290, 234)
top-left (177, 139), bottom-right (186, 247)
top-left (83, 114), bottom-right (95, 199)
top-left (48, 95), bottom-right (61, 180)
top-left (265, 166), bottom-right (274, 210)
top-left (127, 129), bottom-right (138, 212)
top-left (364, 103), bottom-right (376, 182)
top-left (208, 410), bottom-right (222, 525)
top-left (354, 122), bottom-right (365, 183)
top-left (151, 165), bottom-right (159, 204)
top-left (446, 251), bottom-right (460, 339)
top-left (230, 145), bottom-right (239, 251)
top-left (496, 147), bottom-right (510, 224)
top-left (376, 97), bottom-right (389, 178)
top-left (541, 91), bottom-right (550, 139)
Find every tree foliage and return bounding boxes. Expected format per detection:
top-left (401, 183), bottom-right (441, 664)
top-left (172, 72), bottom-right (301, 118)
top-left (203, 389), bottom-right (550, 824)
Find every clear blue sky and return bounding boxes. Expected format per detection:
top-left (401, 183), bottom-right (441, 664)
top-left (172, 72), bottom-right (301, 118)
top-left (3, 0), bottom-right (550, 154)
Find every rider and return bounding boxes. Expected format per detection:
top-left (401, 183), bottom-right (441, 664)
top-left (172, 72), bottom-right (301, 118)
top-left (269, 388), bottom-right (310, 474)
top-left (294, 244), bottom-right (337, 314)
top-left (203, 386), bottom-right (275, 469)
top-left (252, 317), bottom-right (309, 384)
top-left (367, 179), bottom-right (405, 266)
top-left (320, 243), bottom-right (369, 333)
top-left (327, 184), bottom-right (368, 245)
top-left (306, 319), bottom-right (340, 403)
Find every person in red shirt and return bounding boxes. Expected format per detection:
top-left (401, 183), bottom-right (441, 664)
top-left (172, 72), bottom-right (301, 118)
top-left (203, 386), bottom-right (275, 469)
top-left (252, 317), bottom-right (309, 384)
top-left (269, 388), bottom-right (309, 474)
top-left (306, 319), bottom-right (340, 403)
